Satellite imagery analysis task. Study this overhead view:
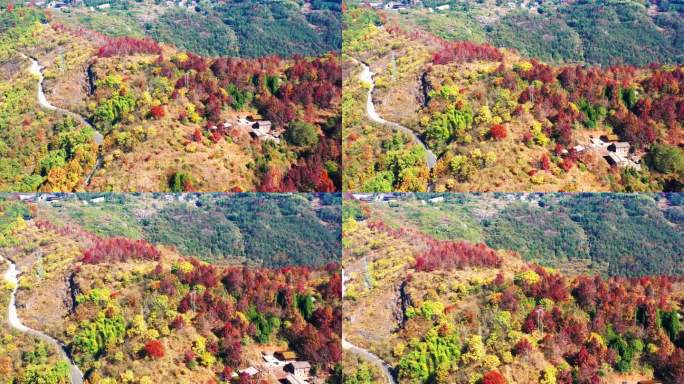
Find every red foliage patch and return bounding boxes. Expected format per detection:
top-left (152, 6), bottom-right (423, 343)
top-left (540, 153), bottom-right (551, 171)
top-left (415, 240), bottom-right (502, 271)
top-left (490, 124), bottom-right (507, 140)
top-left (482, 371), bottom-right (507, 384)
top-left (144, 339), bottom-right (165, 359)
top-left (433, 41), bottom-right (503, 65)
top-left (82, 237), bottom-right (161, 264)
top-left (366, 219), bottom-right (502, 272)
top-left (150, 105), bottom-right (165, 119)
top-left (96, 36), bottom-right (162, 58)
top-left (513, 338), bottom-right (533, 356)
top-left (192, 128), bottom-right (203, 142)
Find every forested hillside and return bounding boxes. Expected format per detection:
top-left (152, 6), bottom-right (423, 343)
top-left (395, 0), bottom-right (684, 66)
top-left (342, 194), bottom-right (684, 384)
top-left (343, 4), bottom-right (684, 192)
top-left (31, 193), bottom-right (341, 267)
top-left (0, 6), bottom-right (341, 192)
top-left (347, 193), bottom-right (683, 277)
top-left (0, 195), bottom-right (342, 383)
top-left (45, 0), bottom-right (341, 58)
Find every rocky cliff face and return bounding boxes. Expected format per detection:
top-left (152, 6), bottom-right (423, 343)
top-left (393, 279), bottom-right (414, 331)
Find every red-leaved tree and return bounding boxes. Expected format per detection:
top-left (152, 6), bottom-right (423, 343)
top-left (144, 339), bottom-right (165, 359)
top-left (82, 238), bottom-right (161, 264)
top-left (490, 124), bottom-right (507, 140)
top-left (482, 370), bottom-right (507, 384)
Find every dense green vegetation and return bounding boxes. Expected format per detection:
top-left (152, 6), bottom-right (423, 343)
top-left (488, 10), bottom-right (583, 64)
top-left (42, 193), bottom-right (341, 267)
top-left (212, 0), bottom-right (341, 58)
top-left (145, 8), bottom-right (239, 57)
top-left (57, 0), bottom-right (341, 58)
top-left (484, 203), bottom-right (590, 264)
top-left (484, 194), bottom-right (683, 276)
top-left (400, 0), bottom-right (684, 66)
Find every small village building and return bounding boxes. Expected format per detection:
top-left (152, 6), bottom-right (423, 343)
top-left (608, 142), bottom-right (630, 156)
top-left (601, 134), bottom-right (620, 142)
top-left (590, 137), bottom-right (605, 147)
top-left (605, 153), bottom-right (628, 167)
top-left (252, 120), bottom-right (273, 134)
top-left (275, 351), bottom-right (297, 361)
top-left (572, 145), bottom-right (586, 154)
top-left (263, 353), bottom-right (280, 365)
top-left (282, 374), bottom-right (307, 384)
top-left (239, 367), bottom-right (259, 377)
top-left (353, 194), bottom-right (374, 202)
top-left (384, 1), bottom-right (407, 10)
top-left (284, 361), bottom-right (311, 379)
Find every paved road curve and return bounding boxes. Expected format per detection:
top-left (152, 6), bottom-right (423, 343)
top-left (1, 256), bottom-right (84, 384)
top-left (23, 54), bottom-right (104, 187)
top-left (23, 55), bottom-right (103, 146)
top-left (342, 268), bottom-right (397, 384)
top-left (342, 338), bottom-right (397, 384)
top-left (358, 60), bottom-right (437, 170)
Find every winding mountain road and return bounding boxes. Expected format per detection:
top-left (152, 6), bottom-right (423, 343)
top-left (1, 256), bottom-right (84, 384)
top-left (358, 60), bottom-right (437, 170)
top-left (22, 54), bottom-right (104, 187)
top-left (23, 55), bottom-right (103, 146)
top-left (342, 268), bottom-right (397, 384)
top-left (342, 338), bottom-right (397, 384)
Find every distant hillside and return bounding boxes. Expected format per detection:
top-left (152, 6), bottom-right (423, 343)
top-left (345, 193), bottom-right (684, 277)
top-left (484, 194), bottom-right (684, 277)
top-left (34, 193), bottom-right (342, 267)
top-left (50, 0), bottom-right (341, 58)
top-left (394, 0), bottom-right (684, 66)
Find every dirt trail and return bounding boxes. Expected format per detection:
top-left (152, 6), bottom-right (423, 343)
top-left (22, 54), bottom-right (104, 188)
top-left (342, 264), bottom-right (397, 384)
top-left (357, 59), bottom-right (437, 170)
top-left (1, 255), bottom-right (84, 384)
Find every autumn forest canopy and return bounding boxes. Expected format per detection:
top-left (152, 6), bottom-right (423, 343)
top-left (0, 3), bottom-right (341, 193)
top-left (0, 194), bottom-right (342, 384)
top-left (342, 193), bottom-right (684, 384)
top-left (342, 1), bottom-right (684, 193)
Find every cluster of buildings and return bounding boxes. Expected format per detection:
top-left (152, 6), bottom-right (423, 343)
top-left (209, 115), bottom-right (281, 144)
top-left (16, 193), bottom-right (62, 203)
top-left (365, 0), bottom-right (421, 11)
top-left (574, 135), bottom-right (642, 170)
top-left (364, 1), bottom-right (455, 12)
top-left (352, 193), bottom-right (400, 203)
top-left (163, 0), bottom-right (197, 10)
top-left (35, 0), bottom-right (197, 10)
top-left (236, 351), bottom-right (312, 384)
